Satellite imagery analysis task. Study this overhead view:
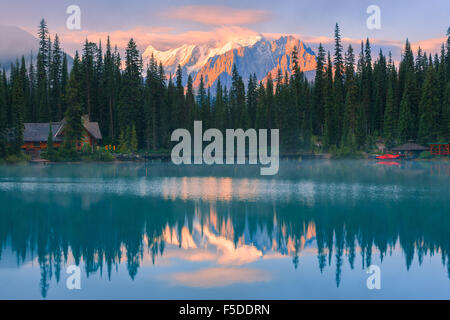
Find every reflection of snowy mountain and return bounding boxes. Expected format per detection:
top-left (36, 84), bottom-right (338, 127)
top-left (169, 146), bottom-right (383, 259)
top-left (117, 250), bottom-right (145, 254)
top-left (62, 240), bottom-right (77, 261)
top-left (156, 210), bottom-right (317, 266)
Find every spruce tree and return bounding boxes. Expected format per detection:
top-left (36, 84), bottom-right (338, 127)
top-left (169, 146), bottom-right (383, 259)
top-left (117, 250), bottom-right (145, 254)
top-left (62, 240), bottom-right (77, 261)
top-left (313, 43), bottom-right (326, 135)
top-left (130, 124), bottom-right (138, 152)
top-left (289, 48), bottom-right (303, 150)
top-left (230, 65), bottom-right (247, 128)
top-left (119, 38), bottom-right (143, 149)
top-left (37, 19), bottom-right (49, 122)
top-left (333, 23), bottom-right (345, 144)
top-left (63, 59), bottom-right (83, 153)
top-left (437, 45), bottom-right (447, 138)
top-left (167, 75), bottom-right (177, 136)
top-left (398, 71), bottom-right (416, 143)
top-left (343, 77), bottom-right (358, 149)
top-left (398, 44), bottom-right (420, 142)
top-left (82, 40), bottom-right (96, 118)
top-left (373, 49), bottom-right (387, 134)
top-left (323, 52), bottom-right (335, 148)
top-left (398, 39), bottom-right (415, 103)
top-left (94, 40), bottom-right (106, 138)
top-left (46, 122), bottom-right (55, 159)
top-left (446, 82), bottom-right (450, 140)
top-left (276, 69), bottom-right (289, 150)
top-left (118, 128), bottom-right (128, 153)
top-left (255, 82), bottom-right (267, 130)
top-left (198, 75), bottom-right (210, 128)
top-left (301, 81), bottom-right (313, 150)
top-left (10, 60), bottom-right (25, 154)
top-left (144, 54), bottom-right (158, 149)
top-left (19, 56), bottom-right (30, 124)
top-left (214, 78), bottom-right (226, 132)
top-left (28, 56), bottom-right (37, 122)
top-left (186, 75), bottom-right (195, 130)
top-left (104, 37), bottom-right (120, 143)
top-left (175, 65), bottom-right (186, 129)
top-left (362, 38), bottom-right (373, 136)
top-left (342, 44), bottom-right (358, 149)
top-left (247, 74), bottom-right (257, 128)
top-left (265, 74), bottom-right (275, 130)
top-left (61, 53), bottom-right (68, 118)
top-left (355, 41), bottom-right (367, 146)
top-left (446, 27), bottom-right (450, 79)
top-left (0, 69), bottom-right (7, 157)
top-left (49, 34), bottom-right (63, 121)
top-left (157, 62), bottom-right (168, 149)
top-left (384, 74), bottom-right (397, 148)
top-left (418, 65), bottom-right (440, 143)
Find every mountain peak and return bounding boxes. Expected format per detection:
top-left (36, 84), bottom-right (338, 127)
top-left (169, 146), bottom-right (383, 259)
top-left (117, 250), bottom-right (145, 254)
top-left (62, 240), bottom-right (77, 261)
top-left (142, 35), bottom-right (264, 76)
top-left (142, 35), bottom-right (316, 90)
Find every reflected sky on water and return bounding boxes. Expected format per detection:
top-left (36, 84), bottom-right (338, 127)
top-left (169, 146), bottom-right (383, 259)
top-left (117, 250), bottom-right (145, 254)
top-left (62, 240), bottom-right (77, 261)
top-left (0, 160), bottom-right (449, 299)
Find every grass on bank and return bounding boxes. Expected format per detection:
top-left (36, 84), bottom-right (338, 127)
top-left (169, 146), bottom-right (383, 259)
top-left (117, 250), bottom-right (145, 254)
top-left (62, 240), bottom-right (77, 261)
top-left (41, 145), bottom-right (115, 162)
top-left (0, 152), bottom-right (32, 164)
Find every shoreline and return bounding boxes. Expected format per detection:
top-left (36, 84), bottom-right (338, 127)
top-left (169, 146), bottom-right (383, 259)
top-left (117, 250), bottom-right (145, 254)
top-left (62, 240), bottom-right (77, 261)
top-left (2, 156), bottom-right (448, 166)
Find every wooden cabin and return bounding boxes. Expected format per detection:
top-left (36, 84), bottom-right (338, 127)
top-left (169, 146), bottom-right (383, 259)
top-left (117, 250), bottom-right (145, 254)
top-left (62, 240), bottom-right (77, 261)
top-left (22, 116), bottom-right (102, 154)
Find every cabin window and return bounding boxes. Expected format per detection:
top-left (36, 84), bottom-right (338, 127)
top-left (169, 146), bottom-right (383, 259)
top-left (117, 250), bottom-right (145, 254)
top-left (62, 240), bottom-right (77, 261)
top-left (33, 142), bottom-right (40, 147)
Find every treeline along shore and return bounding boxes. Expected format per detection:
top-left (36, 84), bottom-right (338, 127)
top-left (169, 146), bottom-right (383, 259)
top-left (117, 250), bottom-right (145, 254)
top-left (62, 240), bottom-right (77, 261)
top-left (0, 20), bottom-right (449, 162)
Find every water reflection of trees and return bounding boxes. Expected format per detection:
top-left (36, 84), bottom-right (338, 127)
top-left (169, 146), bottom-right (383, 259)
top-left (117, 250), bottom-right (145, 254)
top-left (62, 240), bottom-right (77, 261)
top-left (0, 185), bottom-right (448, 297)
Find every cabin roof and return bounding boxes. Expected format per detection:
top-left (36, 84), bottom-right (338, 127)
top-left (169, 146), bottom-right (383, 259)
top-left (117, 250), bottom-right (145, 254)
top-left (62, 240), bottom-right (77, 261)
top-left (23, 117), bottom-right (102, 142)
top-left (83, 119), bottom-right (102, 140)
top-left (391, 142), bottom-right (428, 151)
top-left (23, 123), bottom-right (64, 142)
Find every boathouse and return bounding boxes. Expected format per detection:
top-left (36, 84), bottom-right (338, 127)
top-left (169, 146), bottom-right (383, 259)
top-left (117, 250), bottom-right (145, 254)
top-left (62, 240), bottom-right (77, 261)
top-left (22, 115), bottom-right (102, 153)
top-left (429, 142), bottom-right (450, 156)
top-left (391, 140), bottom-right (428, 157)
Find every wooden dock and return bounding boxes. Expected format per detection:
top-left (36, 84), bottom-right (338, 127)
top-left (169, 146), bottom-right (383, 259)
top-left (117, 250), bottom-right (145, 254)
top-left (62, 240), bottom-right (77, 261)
top-left (29, 158), bottom-right (50, 164)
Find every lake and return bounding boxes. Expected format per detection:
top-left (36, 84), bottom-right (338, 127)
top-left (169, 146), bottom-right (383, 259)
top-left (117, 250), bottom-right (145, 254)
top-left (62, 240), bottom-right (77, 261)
top-left (0, 160), bottom-right (449, 299)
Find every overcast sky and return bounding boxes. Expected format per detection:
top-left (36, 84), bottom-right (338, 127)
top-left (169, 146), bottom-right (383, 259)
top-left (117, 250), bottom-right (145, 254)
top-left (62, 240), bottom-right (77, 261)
top-left (1, 0), bottom-right (448, 58)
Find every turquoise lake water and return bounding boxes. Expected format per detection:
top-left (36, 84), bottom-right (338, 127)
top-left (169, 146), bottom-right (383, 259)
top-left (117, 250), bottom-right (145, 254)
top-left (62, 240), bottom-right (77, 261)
top-left (0, 160), bottom-right (449, 299)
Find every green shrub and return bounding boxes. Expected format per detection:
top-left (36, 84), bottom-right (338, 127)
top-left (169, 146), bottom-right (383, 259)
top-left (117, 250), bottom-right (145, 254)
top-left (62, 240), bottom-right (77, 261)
top-left (53, 148), bottom-right (80, 161)
top-left (4, 152), bottom-right (31, 164)
top-left (81, 144), bottom-right (91, 153)
top-left (418, 151), bottom-right (433, 159)
top-left (87, 150), bottom-right (115, 161)
top-left (41, 148), bottom-right (62, 161)
top-left (333, 146), bottom-right (363, 159)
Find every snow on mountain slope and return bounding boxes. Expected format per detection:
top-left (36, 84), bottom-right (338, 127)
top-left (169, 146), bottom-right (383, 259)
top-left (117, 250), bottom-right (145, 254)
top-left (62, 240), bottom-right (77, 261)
top-left (142, 35), bottom-right (262, 77)
top-left (142, 35), bottom-right (316, 90)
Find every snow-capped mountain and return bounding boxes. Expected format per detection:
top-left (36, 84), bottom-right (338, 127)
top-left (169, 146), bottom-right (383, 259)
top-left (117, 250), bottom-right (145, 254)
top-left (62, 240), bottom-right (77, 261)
top-left (142, 35), bottom-right (316, 91)
top-left (142, 35), bottom-right (263, 78)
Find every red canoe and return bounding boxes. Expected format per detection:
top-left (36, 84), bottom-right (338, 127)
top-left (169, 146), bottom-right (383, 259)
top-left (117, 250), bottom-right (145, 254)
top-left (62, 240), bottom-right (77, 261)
top-left (376, 154), bottom-right (400, 160)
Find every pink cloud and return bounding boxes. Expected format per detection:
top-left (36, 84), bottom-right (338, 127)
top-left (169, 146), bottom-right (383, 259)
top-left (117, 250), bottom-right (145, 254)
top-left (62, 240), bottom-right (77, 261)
top-left (264, 32), bottom-right (445, 63)
top-left (55, 26), bottom-right (174, 54)
top-left (47, 25), bottom-right (261, 56)
top-left (164, 5), bottom-right (271, 26)
top-left (410, 37), bottom-right (447, 54)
